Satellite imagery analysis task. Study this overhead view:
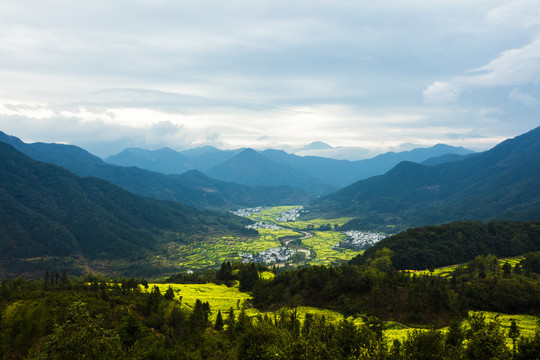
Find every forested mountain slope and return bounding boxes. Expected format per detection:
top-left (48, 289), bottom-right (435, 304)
top-left (0, 132), bottom-right (312, 209)
top-left (352, 220), bottom-right (540, 270)
top-left (0, 143), bottom-right (252, 274)
top-left (105, 141), bottom-right (472, 190)
top-left (206, 148), bottom-right (337, 195)
top-left (312, 126), bottom-right (540, 230)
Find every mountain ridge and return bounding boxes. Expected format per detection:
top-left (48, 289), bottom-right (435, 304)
top-left (104, 142), bottom-right (474, 189)
top-left (0, 132), bottom-right (313, 210)
top-left (0, 142), bottom-right (253, 276)
top-left (313, 126), bottom-right (540, 230)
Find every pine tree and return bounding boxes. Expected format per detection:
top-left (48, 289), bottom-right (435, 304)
top-left (502, 262), bottom-right (512, 278)
top-left (164, 286), bottom-right (175, 300)
top-left (508, 319), bottom-right (520, 355)
top-left (214, 310), bottom-right (224, 331)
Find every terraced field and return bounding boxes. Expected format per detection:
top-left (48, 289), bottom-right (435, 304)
top-left (145, 281), bottom-right (346, 323)
top-left (151, 205), bottom-right (377, 272)
top-left (244, 206), bottom-right (372, 266)
top-left (154, 235), bottom-right (283, 272)
top-left (144, 282), bottom-right (538, 348)
top-left (303, 231), bottom-right (362, 265)
top-left (410, 256), bottom-right (525, 277)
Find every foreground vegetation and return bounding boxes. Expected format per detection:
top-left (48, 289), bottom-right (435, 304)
top-left (4, 252), bottom-right (540, 359)
top-left (1, 281), bottom-right (539, 359)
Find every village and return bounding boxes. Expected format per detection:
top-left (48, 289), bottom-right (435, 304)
top-left (334, 230), bottom-right (387, 250)
top-left (240, 247), bottom-right (297, 264)
top-left (275, 206), bottom-right (303, 222)
top-left (245, 222), bottom-right (282, 230)
top-left (230, 206), bottom-right (269, 217)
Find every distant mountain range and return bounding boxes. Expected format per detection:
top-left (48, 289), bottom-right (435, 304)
top-left (104, 141), bottom-right (473, 193)
top-left (314, 126), bottom-right (540, 231)
top-left (105, 146), bottom-right (242, 174)
top-left (206, 148), bottom-right (337, 195)
top-left (0, 142), bottom-right (253, 276)
top-left (0, 132), bottom-right (312, 210)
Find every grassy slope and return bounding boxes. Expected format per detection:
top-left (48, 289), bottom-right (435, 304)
top-left (145, 281), bottom-right (538, 347)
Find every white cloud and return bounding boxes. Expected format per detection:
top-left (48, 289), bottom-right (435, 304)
top-left (423, 82), bottom-right (463, 104)
top-left (509, 88), bottom-right (539, 107)
top-left (424, 35), bottom-right (540, 104)
top-left (0, 98), bottom-right (55, 119)
top-left (462, 36), bottom-right (540, 87)
top-left (486, 0), bottom-right (540, 28)
top-left (1, 0), bottom-right (538, 157)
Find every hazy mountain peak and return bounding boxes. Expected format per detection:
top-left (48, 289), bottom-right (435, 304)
top-left (0, 131), bottom-right (25, 146)
top-left (303, 141), bottom-right (333, 151)
top-left (236, 147), bottom-right (261, 157)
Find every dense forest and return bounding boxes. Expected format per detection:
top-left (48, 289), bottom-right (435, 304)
top-left (3, 255), bottom-right (540, 359)
top-left (252, 251), bottom-right (540, 324)
top-left (0, 142), bottom-right (256, 277)
top-left (353, 220), bottom-right (540, 270)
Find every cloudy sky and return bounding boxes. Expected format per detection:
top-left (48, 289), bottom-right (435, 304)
top-left (1, 0), bottom-right (539, 158)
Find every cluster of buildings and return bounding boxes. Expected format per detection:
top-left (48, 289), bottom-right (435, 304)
top-left (230, 206), bottom-right (269, 217)
top-left (276, 206), bottom-right (303, 222)
top-left (245, 222), bottom-right (282, 230)
top-left (240, 247), bottom-right (296, 264)
top-left (334, 231), bottom-right (387, 250)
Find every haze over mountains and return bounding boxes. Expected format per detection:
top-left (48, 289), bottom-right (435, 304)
top-left (104, 141), bottom-right (473, 193)
top-left (4, 127), bottom-right (540, 237)
top-left (315, 126), bottom-right (540, 231)
top-left (0, 132), bottom-right (312, 210)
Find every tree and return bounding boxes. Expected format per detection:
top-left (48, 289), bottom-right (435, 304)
top-left (508, 319), bottom-right (520, 355)
top-left (145, 286), bottom-right (162, 315)
top-left (239, 263), bottom-right (259, 292)
top-left (225, 308), bottom-right (236, 339)
top-left (44, 271), bottom-right (49, 289)
top-left (369, 248), bottom-right (394, 273)
top-left (478, 262), bottom-right (486, 279)
top-left (60, 269), bottom-right (70, 289)
top-left (214, 310), bottom-right (224, 331)
top-left (514, 263), bottom-right (522, 275)
top-left (502, 262), bottom-right (512, 278)
top-left (216, 262), bottom-right (234, 285)
top-left (465, 313), bottom-right (510, 360)
top-left (30, 301), bottom-right (121, 359)
top-left (164, 286), bottom-right (175, 300)
top-left (118, 313), bottom-right (143, 350)
top-left (189, 299), bottom-right (210, 337)
top-left (402, 329), bottom-right (444, 360)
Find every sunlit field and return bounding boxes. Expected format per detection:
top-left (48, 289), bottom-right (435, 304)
top-left (149, 206), bottom-right (369, 272)
top-left (303, 231), bottom-right (362, 265)
top-left (409, 256), bottom-right (526, 277)
top-left (144, 281), bottom-right (538, 349)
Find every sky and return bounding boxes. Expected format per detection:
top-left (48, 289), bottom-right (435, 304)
top-left (0, 0), bottom-right (539, 159)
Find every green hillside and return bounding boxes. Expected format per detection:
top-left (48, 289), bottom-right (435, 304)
top-left (310, 126), bottom-right (540, 230)
top-left (352, 220), bottom-right (540, 270)
top-left (0, 143), bottom-right (253, 276)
